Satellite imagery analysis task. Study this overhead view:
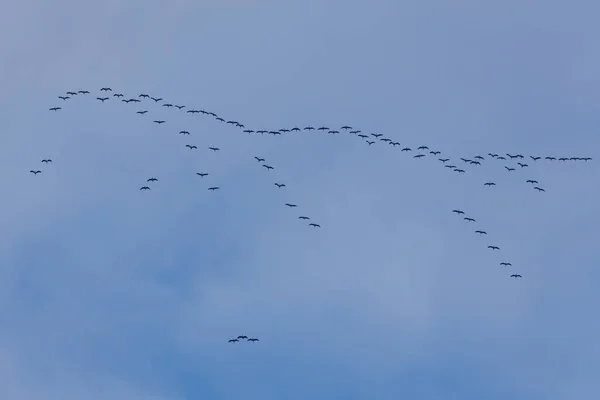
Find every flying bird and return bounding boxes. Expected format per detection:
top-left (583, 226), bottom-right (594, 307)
top-left (510, 274), bottom-right (522, 278)
top-left (366, 141), bottom-right (375, 145)
top-left (208, 186), bottom-right (220, 191)
top-left (100, 87), bottom-right (112, 91)
top-left (208, 147), bottom-right (220, 151)
top-left (517, 162), bottom-right (528, 168)
top-left (49, 107), bottom-right (62, 111)
top-left (140, 186), bottom-right (150, 190)
top-left (186, 145), bottom-right (197, 150)
top-left (150, 97), bottom-right (163, 102)
top-left (30, 170), bottom-right (41, 175)
top-left (285, 203), bottom-right (297, 208)
top-left (58, 96), bottom-right (70, 100)
top-left (464, 217), bottom-right (475, 222)
top-left (237, 335), bottom-right (248, 340)
top-left (526, 180), bottom-right (538, 184)
top-left (263, 164), bottom-right (274, 170)
top-left (452, 209), bottom-right (465, 215)
top-left (136, 110), bottom-right (148, 114)
top-left (487, 245), bottom-right (500, 250)
top-left (255, 157), bottom-right (265, 162)
top-left (475, 230), bottom-right (487, 235)
top-left (298, 216), bottom-right (310, 220)
top-left (196, 173), bottom-right (208, 177)
top-left (274, 183), bottom-right (286, 188)
top-left (147, 178), bottom-right (158, 182)
top-left (96, 97), bottom-right (109, 102)
top-left (484, 182), bottom-right (496, 186)
top-left (505, 166), bottom-right (515, 171)
top-left (248, 338), bottom-right (259, 342)
top-left (309, 223), bottom-right (321, 228)
top-left (500, 262), bottom-right (512, 266)
top-left (153, 120), bottom-right (166, 124)
top-left (533, 186), bottom-right (545, 192)
top-left (228, 339), bottom-right (239, 343)
top-left (41, 159), bottom-right (52, 163)
top-left (413, 154), bottom-right (425, 158)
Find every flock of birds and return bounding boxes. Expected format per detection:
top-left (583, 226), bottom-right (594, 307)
top-left (39, 86), bottom-right (594, 335)
top-left (228, 335), bottom-right (259, 343)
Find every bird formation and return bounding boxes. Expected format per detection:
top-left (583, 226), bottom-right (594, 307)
top-left (228, 335), bottom-right (259, 343)
top-left (43, 87), bottom-right (595, 285)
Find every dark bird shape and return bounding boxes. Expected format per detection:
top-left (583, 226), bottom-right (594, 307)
top-left (137, 110), bottom-right (148, 114)
top-left (487, 245), bottom-right (500, 250)
top-left (66, 91), bottom-right (77, 96)
top-left (228, 339), bottom-right (239, 343)
top-left (445, 165), bottom-right (456, 169)
top-left (175, 105), bottom-right (185, 110)
top-left (216, 117), bottom-right (225, 122)
top-left (558, 157), bottom-right (568, 161)
top-left (291, 127), bottom-right (301, 132)
top-left (243, 130), bottom-right (254, 133)
top-left (505, 166), bottom-right (515, 171)
top-left (341, 125), bottom-right (352, 130)
top-left (150, 97), bottom-right (163, 102)
top-left (196, 173), bottom-right (208, 177)
top-left (147, 178), bottom-right (158, 182)
top-left (507, 153), bottom-right (517, 159)
top-left (49, 107), bottom-right (62, 111)
top-left (454, 169), bottom-right (466, 173)
top-left (139, 94), bottom-right (150, 98)
top-left (140, 186), bottom-right (150, 190)
top-left (96, 97), bottom-right (109, 102)
top-left (413, 154), bottom-right (425, 158)
top-left (78, 90), bottom-right (90, 94)
top-left (474, 155), bottom-right (484, 160)
top-left (113, 93), bottom-right (124, 97)
top-left (500, 262), bottom-right (512, 266)
top-left (122, 99), bottom-right (132, 103)
top-left (379, 137), bottom-right (390, 142)
top-left (237, 335), bottom-right (248, 340)
top-left (41, 159), bottom-right (52, 163)
top-left (208, 147), bottom-right (220, 151)
top-left (401, 147), bottom-right (412, 152)
top-left (366, 141), bottom-right (375, 145)
top-left (526, 180), bottom-right (538, 184)
top-left (208, 186), bottom-right (220, 191)
top-left (299, 216), bottom-right (310, 220)
top-left (475, 230), bottom-right (487, 235)
top-left (274, 183), bottom-right (286, 188)
top-left (255, 157), bottom-right (265, 162)
top-left (516, 154), bottom-right (524, 159)
top-left (100, 87), bottom-right (112, 91)
top-left (285, 203), bottom-right (297, 208)
top-left (488, 153), bottom-right (498, 157)
top-left (58, 96), bottom-right (70, 100)
top-left (430, 151), bottom-right (441, 156)
top-left (153, 120), bottom-right (166, 124)
top-left (357, 134), bottom-right (368, 138)
top-left (30, 170), bottom-right (41, 175)
top-left (439, 158), bottom-right (450, 163)
top-left (185, 145), bottom-right (197, 150)
top-left (309, 223), bottom-right (321, 228)
top-left (530, 156), bottom-right (541, 161)
top-left (318, 126), bottom-right (329, 131)
top-left (484, 182), bottom-right (496, 186)
top-left (179, 130), bottom-right (190, 135)
top-left (452, 209), bottom-right (465, 215)
top-left (470, 161), bottom-right (481, 165)
top-left (464, 217), bottom-right (475, 222)
top-left (304, 126), bottom-right (315, 130)
top-left (262, 164), bottom-right (274, 170)
top-left (533, 186), bottom-right (545, 192)
top-left (510, 274), bottom-right (522, 278)
top-left (545, 156), bottom-right (556, 160)
top-left (129, 98), bottom-right (141, 103)
top-left (517, 162), bottom-right (528, 168)
top-left (417, 145), bottom-right (429, 150)
top-left (371, 133), bottom-right (382, 138)
top-left (497, 156), bottom-right (506, 160)
top-left (247, 338), bottom-right (259, 342)
top-left (162, 103), bottom-right (173, 107)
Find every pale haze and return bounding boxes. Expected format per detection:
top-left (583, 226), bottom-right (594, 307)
top-left (1, 1), bottom-right (599, 399)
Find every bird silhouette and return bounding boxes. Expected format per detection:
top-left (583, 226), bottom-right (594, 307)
top-left (452, 209), bottom-right (465, 215)
top-left (475, 230), bottom-right (487, 235)
top-left (196, 173), bottom-right (208, 177)
top-left (413, 154), bottom-right (425, 159)
top-left (208, 186), bottom-right (220, 191)
top-left (228, 339), bottom-right (239, 343)
top-left (137, 110), bottom-right (148, 115)
top-left (30, 170), bottom-right (41, 175)
top-left (505, 166), bottom-right (515, 171)
top-left (186, 145), bottom-right (197, 150)
top-left (484, 182), bottom-right (496, 186)
top-left (237, 335), bottom-right (248, 340)
top-left (309, 223), bottom-right (321, 228)
top-left (510, 274), bottom-right (522, 278)
top-left (140, 186), bottom-right (150, 190)
top-left (96, 97), bottom-right (109, 102)
top-left (533, 186), bottom-right (545, 192)
top-left (153, 120), bottom-right (166, 124)
top-left (526, 180), bottom-right (538, 184)
top-left (274, 183), bottom-right (286, 188)
top-left (487, 245), bottom-right (500, 250)
top-left (208, 147), bottom-right (220, 151)
top-left (263, 165), bottom-right (274, 170)
top-left (41, 159), bottom-right (52, 163)
top-left (58, 96), bottom-right (70, 100)
top-left (147, 178), bottom-right (158, 182)
top-left (500, 262), bottom-right (512, 266)
top-left (247, 338), bottom-right (259, 342)
top-left (464, 217), bottom-right (475, 222)
top-left (255, 157), bottom-right (265, 162)
top-left (150, 97), bottom-right (162, 102)
top-left (100, 87), bottom-right (112, 91)
top-left (285, 203), bottom-right (297, 208)
top-left (298, 216), bottom-right (310, 220)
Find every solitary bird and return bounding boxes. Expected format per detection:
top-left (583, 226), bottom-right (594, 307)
top-left (484, 182), bottom-right (496, 186)
top-left (147, 178), bottom-right (158, 182)
top-left (196, 173), bottom-right (208, 177)
top-left (487, 245), bottom-right (500, 250)
top-left (475, 230), bottom-right (487, 235)
top-left (137, 110), bottom-right (148, 114)
top-left (41, 159), bottom-right (52, 163)
top-left (510, 274), bottom-right (522, 278)
top-left (285, 203), bottom-right (297, 208)
top-left (30, 170), bottom-right (41, 175)
top-left (153, 120), bottom-right (166, 124)
top-left (274, 183), bottom-right (286, 188)
top-left (500, 262), bottom-right (512, 266)
top-left (140, 186), bottom-right (150, 190)
top-left (179, 130), bottom-right (190, 135)
top-left (208, 186), bottom-right (220, 191)
top-left (49, 107), bottom-right (62, 111)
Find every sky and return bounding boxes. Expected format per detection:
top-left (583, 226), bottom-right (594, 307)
top-left (1, 0), bottom-right (600, 399)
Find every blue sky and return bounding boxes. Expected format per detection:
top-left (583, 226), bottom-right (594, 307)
top-left (1, 0), bottom-right (599, 399)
